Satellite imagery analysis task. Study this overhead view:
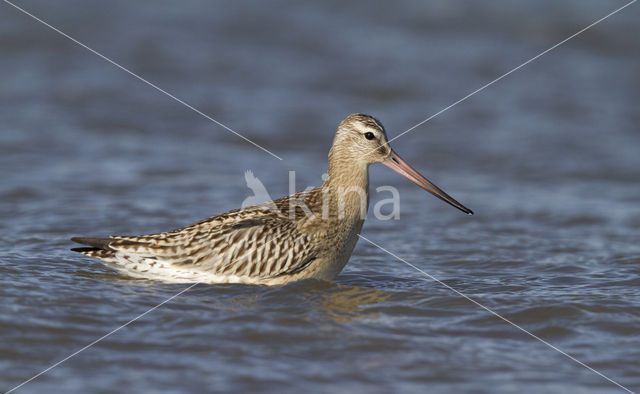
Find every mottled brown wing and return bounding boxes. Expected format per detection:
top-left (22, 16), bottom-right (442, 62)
top-left (106, 215), bottom-right (317, 279)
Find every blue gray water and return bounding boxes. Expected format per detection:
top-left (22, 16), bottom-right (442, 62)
top-left (1, 1), bottom-right (639, 393)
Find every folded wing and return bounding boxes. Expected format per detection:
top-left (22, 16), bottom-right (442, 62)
top-left (72, 215), bottom-right (317, 279)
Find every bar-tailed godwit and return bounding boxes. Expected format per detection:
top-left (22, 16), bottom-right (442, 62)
top-left (72, 114), bottom-right (472, 285)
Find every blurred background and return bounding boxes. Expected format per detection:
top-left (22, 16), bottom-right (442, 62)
top-left (1, 1), bottom-right (638, 393)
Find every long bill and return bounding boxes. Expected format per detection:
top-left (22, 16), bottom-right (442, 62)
top-left (382, 150), bottom-right (473, 215)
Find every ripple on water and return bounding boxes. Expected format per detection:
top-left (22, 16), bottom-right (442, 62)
top-left (1, 1), bottom-right (640, 392)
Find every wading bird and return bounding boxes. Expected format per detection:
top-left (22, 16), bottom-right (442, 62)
top-left (72, 114), bottom-right (472, 285)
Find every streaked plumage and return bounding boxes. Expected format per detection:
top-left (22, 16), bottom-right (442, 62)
top-left (72, 114), bottom-right (472, 285)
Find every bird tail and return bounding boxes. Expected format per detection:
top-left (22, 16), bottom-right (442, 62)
top-left (70, 237), bottom-right (114, 258)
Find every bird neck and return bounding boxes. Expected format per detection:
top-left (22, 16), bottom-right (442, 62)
top-left (323, 148), bottom-right (370, 220)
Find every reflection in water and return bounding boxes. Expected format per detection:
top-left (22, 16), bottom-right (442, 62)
top-left (208, 279), bottom-right (395, 322)
top-left (309, 283), bottom-right (395, 323)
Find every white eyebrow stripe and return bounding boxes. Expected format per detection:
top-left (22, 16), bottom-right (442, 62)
top-left (353, 123), bottom-right (379, 136)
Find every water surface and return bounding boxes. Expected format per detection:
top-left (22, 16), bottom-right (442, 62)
top-left (1, 1), bottom-right (639, 393)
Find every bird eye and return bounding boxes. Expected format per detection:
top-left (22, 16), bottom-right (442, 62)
top-left (364, 132), bottom-right (375, 140)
